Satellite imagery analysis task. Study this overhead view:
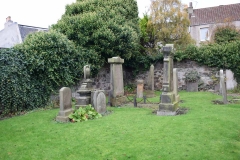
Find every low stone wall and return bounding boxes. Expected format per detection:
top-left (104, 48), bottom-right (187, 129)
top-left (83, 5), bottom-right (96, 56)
top-left (89, 60), bottom-right (236, 91)
top-left (132, 60), bottom-right (219, 91)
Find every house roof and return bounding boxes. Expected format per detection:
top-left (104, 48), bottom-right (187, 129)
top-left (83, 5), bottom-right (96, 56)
top-left (18, 24), bottom-right (48, 41)
top-left (190, 3), bottom-right (240, 26)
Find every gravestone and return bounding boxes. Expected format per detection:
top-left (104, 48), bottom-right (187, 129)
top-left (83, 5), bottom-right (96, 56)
top-left (186, 81), bottom-right (198, 92)
top-left (173, 68), bottom-right (180, 102)
top-left (220, 69), bottom-right (227, 104)
top-left (108, 57), bottom-right (126, 106)
top-left (147, 64), bottom-right (154, 90)
top-left (91, 90), bottom-right (106, 114)
top-left (56, 87), bottom-right (73, 122)
top-left (158, 44), bottom-right (179, 116)
top-left (137, 79), bottom-right (144, 98)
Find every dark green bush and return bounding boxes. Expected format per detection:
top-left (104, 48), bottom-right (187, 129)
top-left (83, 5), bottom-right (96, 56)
top-left (0, 30), bottom-right (85, 116)
top-left (14, 30), bottom-right (83, 92)
top-left (212, 24), bottom-right (240, 44)
top-left (175, 41), bottom-right (240, 83)
top-left (52, 0), bottom-right (140, 75)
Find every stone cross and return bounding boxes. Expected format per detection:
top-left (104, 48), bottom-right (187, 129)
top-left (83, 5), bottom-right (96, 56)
top-left (56, 87), bottom-right (73, 122)
top-left (137, 79), bottom-right (144, 98)
top-left (147, 64), bottom-right (154, 90)
top-left (220, 69), bottom-right (227, 104)
top-left (158, 44), bottom-right (179, 116)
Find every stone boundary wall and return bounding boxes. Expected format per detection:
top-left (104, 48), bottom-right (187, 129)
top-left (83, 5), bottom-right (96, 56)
top-left (76, 60), bottom-right (236, 92)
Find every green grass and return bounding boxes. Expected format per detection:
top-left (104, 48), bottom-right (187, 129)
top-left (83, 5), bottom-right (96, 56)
top-left (0, 91), bottom-right (239, 160)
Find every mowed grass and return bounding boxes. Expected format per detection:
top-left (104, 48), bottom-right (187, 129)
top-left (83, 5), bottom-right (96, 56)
top-left (0, 91), bottom-right (239, 160)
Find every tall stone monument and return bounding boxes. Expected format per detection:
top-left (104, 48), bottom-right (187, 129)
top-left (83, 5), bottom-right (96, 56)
top-left (108, 57), bottom-right (126, 106)
top-left (147, 64), bottom-right (154, 90)
top-left (158, 44), bottom-right (179, 116)
top-left (173, 68), bottom-right (180, 102)
top-left (76, 65), bottom-right (93, 107)
top-left (220, 69), bottom-right (227, 104)
top-left (56, 87), bottom-right (73, 122)
top-left (76, 65), bottom-right (107, 113)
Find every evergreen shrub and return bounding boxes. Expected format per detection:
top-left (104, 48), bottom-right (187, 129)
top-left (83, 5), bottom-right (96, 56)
top-left (175, 41), bottom-right (240, 83)
top-left (0, 30), bottom-right (84, 116)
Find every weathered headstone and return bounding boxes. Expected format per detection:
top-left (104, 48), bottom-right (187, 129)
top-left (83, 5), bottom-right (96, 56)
top-left (173, 68), bottom-right (180, 102)
top-left (56, 87), bottom-right (73, 122)
top-left (91, 90), bottom-right (106, 114)
top-left (147, 64), bottom-right (154, 90)
top-left (158, 44), bottom-right (179, 116)
top-left (186, 81), bottom-right (198, 92)
top-left (220, 69), bottom-right (227, 104)
top-left (137, 79), bottom-right (144, 98)
top-left (108, 57), bottom-right (126, 106)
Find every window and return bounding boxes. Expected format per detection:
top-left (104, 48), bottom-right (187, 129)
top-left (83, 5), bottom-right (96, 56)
top-left (200, 28), bottom-right (209, 41)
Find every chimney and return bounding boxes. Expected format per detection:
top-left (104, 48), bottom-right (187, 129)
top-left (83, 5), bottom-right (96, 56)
top-left (188, 2), bottom-right (193, 18)
top-left (6, 16), bottom-right (11, 22)
top-left (4, 16), bottom-right (13, 28)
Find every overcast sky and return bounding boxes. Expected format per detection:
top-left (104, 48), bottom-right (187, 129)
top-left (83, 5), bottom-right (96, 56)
top-left (0, 0), bottom-right (240, 30)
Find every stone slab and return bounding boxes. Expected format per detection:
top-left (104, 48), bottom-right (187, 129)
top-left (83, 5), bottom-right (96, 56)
top-left (220, 69), bottom-right (227, 104)
top-left (95, 92), bottom-right (106, 114)
top-left (144, 90), bottom-right (155, 98)
top-left (173, 68), bottom-right (180, 102)
top-left (76, 96), bottom-right (91, 105)
top-left (147, 64), bottom-right (154, 90)
top-left (159, 100), bottom-right (179, 111)
top-left (111, 64), bottom-right (124, 97)
top-left (56, 116), bottom-right (70, 122)
top-left (58, 108), bottom-right (73, 117)
top-left (108, 57), bottom-right (124, 64)
top-left (160, 92), bottom-right (175, 103)
top-left (56, 87), bottom-right (73, 122)
top-left (59, 87), bottom-right (72, 111)
top-left (137, 79), bottom-right (144, 98)
top-left (110, 96), bottom-right (127, 106)
top-left (186, 82), bottom-right (198, 92)
top-left (157, 110), bottom-right (177, 116)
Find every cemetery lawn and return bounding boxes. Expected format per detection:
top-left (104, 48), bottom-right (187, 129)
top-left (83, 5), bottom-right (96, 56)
top-left (0, 92), bottom-right (239, 160)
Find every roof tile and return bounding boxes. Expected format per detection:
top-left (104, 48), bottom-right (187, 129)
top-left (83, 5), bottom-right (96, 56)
top-left (190, 3), bottom-right (240, 26)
